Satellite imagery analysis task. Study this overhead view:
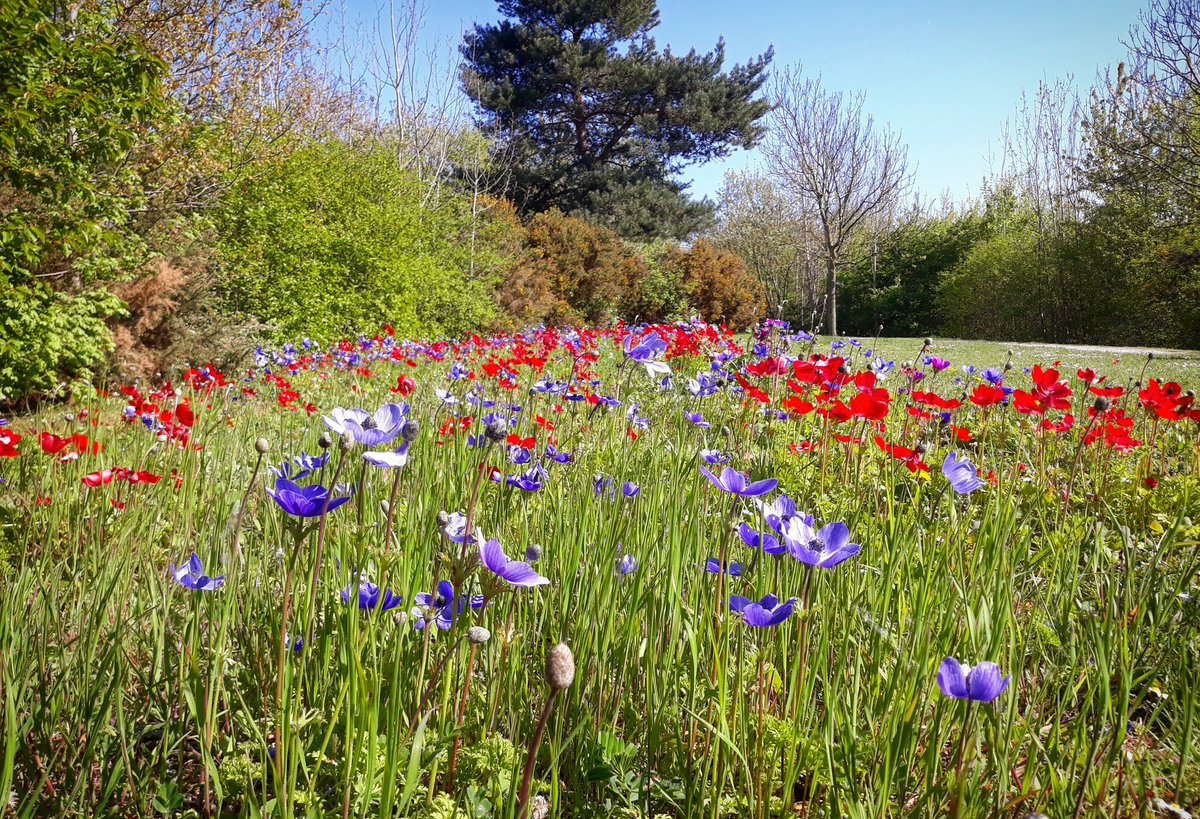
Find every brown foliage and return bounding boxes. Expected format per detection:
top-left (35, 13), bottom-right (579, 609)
top-left (496, 210), bottom-right (646, 326)
top-left (661, 238), bottom-right (766, 330)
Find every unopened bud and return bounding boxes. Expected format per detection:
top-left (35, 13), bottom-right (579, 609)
top-left (437, 510), bottom-right (451, 526)
top-left (1147, 351), bottom-right (1155, 361)
top-left (546, 643), bottom-right (576, 690)
top-left (525, 544), bottom-right (543, 563)
top-left (64, 413), bottom-right (75, 422)
top-left (467, 626), bottom-right (491, 645)
top-left (255, 437), bottom-right (270, 454)
top-left (339, 431), bottom-right (355, 452)
top-left (1003, 362), bottom-right (1013, 372)
top-left (400, 419), bottom-right (419, 443)
top-left (380, 500), bottom-right (390, 515)
top-left (318, 432), bottom-right (333, 450)
top-left (923, 338), bottom-right (932, 347)
top-left (915, 442), bottom-right (928, 455)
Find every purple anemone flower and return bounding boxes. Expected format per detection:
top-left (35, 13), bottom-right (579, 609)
top-left (784, 520), bottom-right (860, 569)
top-left (412, 580), bottom-right (484, 630)
top-left (684, 411), bottom-right (710, 429)
top-left (729, 594), bottom-right (797, 627)
top-left (622, 481), bottom-right (640, 499)
top-left (703, 557), bottom-right (744, 576)
top-left (267, 477), bottom-right (351, 518)
top-left (169, 553), bottom-right (224, 591)
top-left (936, 658), bottom-right (1011, 703)
top-left (616, 554), bottom-right (637, 576)
top-left (698, 466), bottom-right (778, 498)
top-left (506, 466), bottom-right (546, 492)
top-left (942, 452), bottom-right (986, 494)
top-left (363, 442), bottom-right (410, 469)
top-left (480, 538), bottom-right (550, 587)
top-left (341, 581), bottom-right (403, 612)
top-left (699, 448), bottom-right (729, 465)
top-left (739, 522), bottom-right (784, 555)
top-left (323, 404), bottom-right (408, 447)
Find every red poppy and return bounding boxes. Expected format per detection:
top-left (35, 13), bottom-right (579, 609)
top-left (390, 376), bottom-right (416, 396)
top-left (872, 435), bottom-right (929, 473)
top-left (82, 469), bottom-right (115, 487)
top-left (969, 384), bottom-right (1005, 407)
top-left (0, 429), bottom-right (22, 458)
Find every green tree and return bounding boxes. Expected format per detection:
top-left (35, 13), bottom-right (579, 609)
top-left (461, 0), bottom-right (773, 240)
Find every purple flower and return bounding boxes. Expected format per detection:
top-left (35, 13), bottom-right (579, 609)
top-left (785, 520), bottom-right (860, 569)
top-left (624, 333), bottom-right (670, 377)
top-left (169, 553), bottom-right (224, 592)
top-left (923, 356), bottom-right (951, 372)
top-left (622, 481), bottom-right (640, 499)
top-left (942, 452), bottom-right (986, 494)
top-left (684, 411), bottom-right (710, 428)
top-left (323, 404), bottom-right (408, 446)
top-left (936, 658), bottom-right (1011, 703)
top-left (412, 580), bottom-right (484, 630)
top-left (363, 442), bottom-right (410, 469)
top-left (506, 466), bottom-right (546, 492)
top-left (267, 477), bottom-right (351, 518)
top-left (698, 466), bottom-right (778, 498)
top-left (703, 558), bottom-right (744, 576)
top-left (616, 554), bottom-right (637, 575)
top-left (341, 581), bottom-right (403, 612)
top-left (269, 451), bottom-right (329, 482)
top-left (729, 594), bottom-right (797, 627)
top-left (699, 448), bottom-right (729, 465)
top-left (544, 444), bottom-right (572, 464)
top-left (738, 522), bottom-right (783, 555)
top-left (480, 538), bottom-right (550, 587)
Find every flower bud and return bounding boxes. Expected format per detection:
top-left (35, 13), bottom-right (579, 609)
top-left (1147, 351), bottom-right (1155, 361)
top-left (255, 436), bottom-right (270, 454)
top-left (400, 419), bottom-right (419, 443)
top-left (339, 431), bottom-right (355, 452)
top-left (437, 510), bottom-right (451, 526)
top-left (484, 420), bottom-right (507, 444)
top-left (64, 413), bottom-right (75, 423)
top-left (380, 500), bottom-right (390, 515)
top-left (525, 544), bottom-right (543, 563)
top-left (467, 626), bottom-right (491, 645)
top-left (318, 432), bottom-right (333, 450)
top-left (923, 337), bottom-right (932, 347)
top-left (546, 643), bottom-right (575, 690)
top-left (915, 442), bottom-right (928, 455)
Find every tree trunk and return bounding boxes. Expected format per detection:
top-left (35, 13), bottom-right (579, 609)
top-left (824, 253), bottom-right (838, 337)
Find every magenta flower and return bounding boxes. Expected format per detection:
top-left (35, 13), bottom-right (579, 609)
top-left (698, 466), bottom-right (777, 497)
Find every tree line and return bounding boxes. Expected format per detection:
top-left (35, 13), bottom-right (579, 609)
top-left (1, 0), bottom-right (1197, 405)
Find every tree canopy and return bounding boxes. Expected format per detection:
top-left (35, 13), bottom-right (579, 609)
top-left (461, 0), bottom-right (773, 240)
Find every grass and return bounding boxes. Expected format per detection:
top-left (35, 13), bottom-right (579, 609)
top-left (0, 326), bottom-right (1198, 819)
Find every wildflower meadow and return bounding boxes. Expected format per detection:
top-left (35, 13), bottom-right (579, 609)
top-left (1, 321), bottom-right (1198, 819)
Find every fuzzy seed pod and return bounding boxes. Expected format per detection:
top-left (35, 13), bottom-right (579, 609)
top-left (525, 544), bottom-right (543, 563)
top-left (1093, 396), bottom-right (1111, 413)
top-left (484, 420), bottom-right (507, 444)
top-left (401, 419), bottom-right (419, 443)
top-left (318, 432), bottom-right (333, 450)
top-left (546, 643), bottom-right (575, 690)
top-left (467, 626), bottom-right (491, 645)
top-left (339, 431), bottom-right (355, 452)
top-left (254, 437), bottom-right (270, 454)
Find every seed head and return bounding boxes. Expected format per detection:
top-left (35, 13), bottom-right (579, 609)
top-left (255, 436), bottom-right (270, 454)
top-left (545, 643), bottom-right (575, 690)
top-left (484, 419), bottom-right (507, 444)
top-left (1093, 396), bottom-right (1111, 413)
top-left (339, 431), bottom-right (355, 452)
top-left (525, 544), bottom-right (543, 563)
top-left (318, 432), bottom-right (333, 450)
top-left (400, 419), bottom-right (419, 443)
top-left (467, 626), bottom-right (491, 645)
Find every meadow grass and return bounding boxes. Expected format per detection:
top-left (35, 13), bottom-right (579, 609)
top-left (0, 326), bottom-right (1197, 818)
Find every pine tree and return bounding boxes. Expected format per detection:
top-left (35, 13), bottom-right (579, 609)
top-left (461, 0), bottom-right (772, 240)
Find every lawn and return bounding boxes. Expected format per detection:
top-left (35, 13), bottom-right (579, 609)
top-left (0, 323), bottom-right (1197, 818)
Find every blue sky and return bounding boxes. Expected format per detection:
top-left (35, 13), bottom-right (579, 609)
top-left (337, 0), bottom-right (1144, 204)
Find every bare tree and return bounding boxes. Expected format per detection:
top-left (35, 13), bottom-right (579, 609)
top-left (763, 66), bottom-right (910, 336)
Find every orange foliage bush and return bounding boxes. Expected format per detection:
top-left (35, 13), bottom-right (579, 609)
top-left (661, 239), bottom-right (765, 330)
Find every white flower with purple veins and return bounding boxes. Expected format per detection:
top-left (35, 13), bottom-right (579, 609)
top-left (363, 442), bottom-right (410, 469)
top-left (434, 388), bottom-right (458, 405)
top-left (323, 403), bottom-right (408, 446)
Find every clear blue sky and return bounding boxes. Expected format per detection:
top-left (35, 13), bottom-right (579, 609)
top-left (337, 0), bottom-right (1145, 204)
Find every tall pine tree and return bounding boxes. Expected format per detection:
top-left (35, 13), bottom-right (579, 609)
top-left (461, 0), bottom-right (772, 240)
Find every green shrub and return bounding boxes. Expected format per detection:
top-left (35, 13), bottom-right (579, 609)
top-left (0, 284), bottom-right (126, 404)
top-left (216, 140), bottom-right (498, 342)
